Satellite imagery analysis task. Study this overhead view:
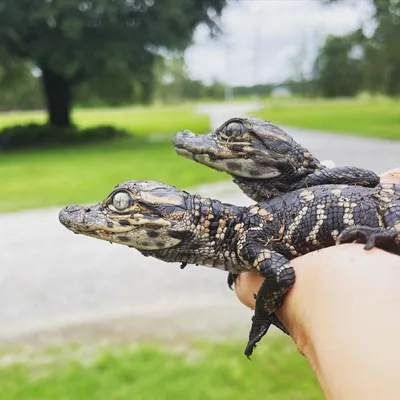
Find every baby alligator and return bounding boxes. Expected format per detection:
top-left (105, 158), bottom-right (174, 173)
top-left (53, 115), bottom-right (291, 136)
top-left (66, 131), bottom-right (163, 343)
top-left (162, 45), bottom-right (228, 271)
top-left (59, 180), bottom-right (400, 357)
top-left (174, 117), bottom-right (380, 203)
top-left (174, 117), bottom-right (381, 289)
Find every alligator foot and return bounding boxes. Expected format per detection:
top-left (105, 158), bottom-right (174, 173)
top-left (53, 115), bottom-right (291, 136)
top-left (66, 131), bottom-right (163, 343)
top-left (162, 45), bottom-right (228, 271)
top-left (227, 272), bottom-right (239, 290)
top-left (271, 315), bottom-right (290, 336)
top-left (337, 226), bottom-right (398, 250)
top-left (244, 314), bottom-right (289, 359)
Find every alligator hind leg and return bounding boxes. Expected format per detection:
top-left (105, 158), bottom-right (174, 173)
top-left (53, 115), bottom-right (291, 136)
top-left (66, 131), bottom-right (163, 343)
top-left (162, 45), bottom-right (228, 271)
top-left (240, 243), bottom-right (294, 358)
top-left (338, 183), bottom-right (400, 253)
top-left (226, 272), bottom-right (290, 337)
top-left (337, 226), bottom-right (399, 252)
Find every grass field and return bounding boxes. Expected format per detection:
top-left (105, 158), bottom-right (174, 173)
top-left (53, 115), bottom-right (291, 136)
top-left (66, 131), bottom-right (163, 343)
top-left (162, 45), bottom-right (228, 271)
top-left (252, 98), bottom-right (400, 139)
top-left (0, 337), bottom-right (322, 400)
top-left (2, 99), bottom-right (399, 213)
top-left (0, 105), bottom-right (210, 136)
top-left (0, 106), bottom-right (227, 213)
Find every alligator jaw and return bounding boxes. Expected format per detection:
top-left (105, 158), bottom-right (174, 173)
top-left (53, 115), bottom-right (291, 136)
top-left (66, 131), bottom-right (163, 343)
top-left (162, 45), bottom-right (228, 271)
top-left (59, 204), bottom-right (134, 234)
top-left (174, 130), bottom-right (222, 156)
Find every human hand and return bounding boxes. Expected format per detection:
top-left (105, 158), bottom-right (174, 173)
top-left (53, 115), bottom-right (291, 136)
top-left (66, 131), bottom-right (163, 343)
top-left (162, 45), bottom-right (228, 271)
top-left (235, 168), bottom-right (400, 399)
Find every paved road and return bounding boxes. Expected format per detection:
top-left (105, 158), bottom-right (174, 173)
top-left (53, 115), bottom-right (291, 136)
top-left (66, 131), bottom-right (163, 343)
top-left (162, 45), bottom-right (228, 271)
top-left (196, 101), bottom-right (400, 173)
top-left (1, 102), bottom-right (400, 346)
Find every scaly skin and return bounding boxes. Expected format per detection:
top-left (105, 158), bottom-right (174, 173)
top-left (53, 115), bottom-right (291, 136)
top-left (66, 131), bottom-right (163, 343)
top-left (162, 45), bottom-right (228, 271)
top-left (59, 180), bottom-right (400, 357)
top-left (174, 117), bottom-right (381, 288)
top-left (174, 117), bottom-right (380, 203)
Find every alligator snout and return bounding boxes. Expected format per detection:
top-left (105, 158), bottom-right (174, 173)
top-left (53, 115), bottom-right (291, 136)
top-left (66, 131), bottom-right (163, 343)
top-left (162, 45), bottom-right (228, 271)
top-left (173, 130), bottom-right (195, 148)
top-left (63, 204), bottom-right (82, 213)
top-left (59, 204), bottom-right (82, 227)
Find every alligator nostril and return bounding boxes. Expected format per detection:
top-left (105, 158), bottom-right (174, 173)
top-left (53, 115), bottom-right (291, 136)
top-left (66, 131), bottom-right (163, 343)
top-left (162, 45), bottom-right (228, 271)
top-left (174, 130), bottom-right (193, 147)
top-left (64, 205), bottom-right (83, 213)
top-left (85, 208), bottom-right (91, 213)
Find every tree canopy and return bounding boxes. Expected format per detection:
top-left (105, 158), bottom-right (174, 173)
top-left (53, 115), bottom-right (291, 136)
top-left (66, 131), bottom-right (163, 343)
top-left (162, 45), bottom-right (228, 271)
top-left (314, 32), bottom-right (364, 97)
top-left (315, 0), bottom-right (400, 97)
top-left (0, 0), bottom-right (227, 126)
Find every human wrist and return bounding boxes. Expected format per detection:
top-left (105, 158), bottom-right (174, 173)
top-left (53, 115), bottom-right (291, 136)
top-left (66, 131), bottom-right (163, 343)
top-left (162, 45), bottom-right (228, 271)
top-left (276, 244), bottom-right (400, 399)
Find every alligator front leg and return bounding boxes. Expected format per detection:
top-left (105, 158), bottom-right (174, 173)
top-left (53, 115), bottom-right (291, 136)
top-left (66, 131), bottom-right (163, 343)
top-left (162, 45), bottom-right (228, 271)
top-left (240, 243), bottom-right (295, 358)
top-left (290, 167), bottom-right (380, 191)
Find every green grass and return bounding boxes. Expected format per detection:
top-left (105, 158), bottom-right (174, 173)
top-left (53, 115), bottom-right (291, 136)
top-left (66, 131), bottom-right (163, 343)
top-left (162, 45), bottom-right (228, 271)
top-left (0, 105), bottom-right (210, 136)
top-left (0, 337), bottom-right (322, 400)
top-left (4, 98), bottom-right (398, 213)
top-left (0, 106), bottom-right (227, 213)
top-left (0, 137), bottom-right (225, 213)
top-left (252, 98), bottom-right (400, 139)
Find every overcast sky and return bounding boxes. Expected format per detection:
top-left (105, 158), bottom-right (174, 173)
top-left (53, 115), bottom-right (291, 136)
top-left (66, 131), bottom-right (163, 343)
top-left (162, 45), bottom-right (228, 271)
top-left (185, 0), bottom-right (374, 86)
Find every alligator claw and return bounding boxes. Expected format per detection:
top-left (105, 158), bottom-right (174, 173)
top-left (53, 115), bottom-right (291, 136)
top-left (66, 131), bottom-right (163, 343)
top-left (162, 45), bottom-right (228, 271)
top-left (270, 314), bottom-right (289, 336)
top-left (245, 314), bottom-right (289, 359)
top-left (337, 226), bottom-right (398, 250)
top-left (245, 317), bottom-right (272, 359)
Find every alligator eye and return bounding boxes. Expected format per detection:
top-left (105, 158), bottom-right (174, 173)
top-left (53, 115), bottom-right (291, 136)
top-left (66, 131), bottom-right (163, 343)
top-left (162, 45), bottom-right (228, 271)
top-left (112, 192), bottom-right (131, 210)
top-left (225, 122), bottom-right (243, 137)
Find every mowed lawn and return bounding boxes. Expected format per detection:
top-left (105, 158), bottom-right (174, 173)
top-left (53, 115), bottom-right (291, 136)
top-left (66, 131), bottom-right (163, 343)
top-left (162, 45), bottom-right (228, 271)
top-left (0, 105), bottom-right (209, 135)
top-left (2, 99), bottom-right (399, 213)
top-left (0, 106), bottom-right (227, 213)
top-left (252, 98), bottom-right (400, 139)
top-left (0, 337), bottom-right (322, 400)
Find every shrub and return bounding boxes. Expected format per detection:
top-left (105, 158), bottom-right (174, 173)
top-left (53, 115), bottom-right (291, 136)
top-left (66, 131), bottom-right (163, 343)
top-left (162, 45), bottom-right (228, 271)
top-left (0, 123), bottom-right (129, 150)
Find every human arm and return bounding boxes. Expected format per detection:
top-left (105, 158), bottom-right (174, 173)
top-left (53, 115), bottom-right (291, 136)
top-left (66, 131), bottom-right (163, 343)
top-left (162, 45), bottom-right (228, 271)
top-left (235, 170), bottom-right (400, 399)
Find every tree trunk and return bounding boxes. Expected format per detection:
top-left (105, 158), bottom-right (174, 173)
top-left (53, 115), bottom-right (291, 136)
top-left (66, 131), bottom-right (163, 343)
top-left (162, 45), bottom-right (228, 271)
top-left (41, 67), bottom-right (72, 127)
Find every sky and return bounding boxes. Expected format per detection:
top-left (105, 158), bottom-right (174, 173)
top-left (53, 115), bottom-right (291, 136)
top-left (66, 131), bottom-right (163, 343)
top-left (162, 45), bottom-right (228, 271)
top-left (185, 0), bottom-right (374, 86)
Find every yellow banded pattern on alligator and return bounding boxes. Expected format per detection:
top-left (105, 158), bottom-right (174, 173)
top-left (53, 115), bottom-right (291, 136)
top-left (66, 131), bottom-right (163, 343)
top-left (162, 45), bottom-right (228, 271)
top-left (59, 180), bottom-right (400, 357)
top-left (174, 117), bottom-right (380, 203)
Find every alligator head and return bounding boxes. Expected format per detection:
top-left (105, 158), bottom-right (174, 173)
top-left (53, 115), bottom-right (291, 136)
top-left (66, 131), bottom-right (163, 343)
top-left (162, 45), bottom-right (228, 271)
top-left (174, 117), bottom-right (321, 180)
top-left (59, 180), bottom-right (194, 252)
top-left (59, 180), bottom-right (243, 268)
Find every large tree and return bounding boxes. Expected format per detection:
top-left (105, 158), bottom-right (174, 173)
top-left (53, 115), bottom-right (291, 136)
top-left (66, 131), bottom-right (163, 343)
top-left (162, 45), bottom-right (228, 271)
top-left (0, 0), bottom-right (226, 127)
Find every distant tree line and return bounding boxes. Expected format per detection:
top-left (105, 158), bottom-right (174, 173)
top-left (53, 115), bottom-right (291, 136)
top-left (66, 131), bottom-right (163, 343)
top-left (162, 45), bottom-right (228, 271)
top-left (237, 0), bottom-right (399, 99)
top-left (231, 80), bottom-right (318, 98)
top-left (314, 0), bottom-right (399, 97)
top-left (0, 53), bottom-right (226, 111)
